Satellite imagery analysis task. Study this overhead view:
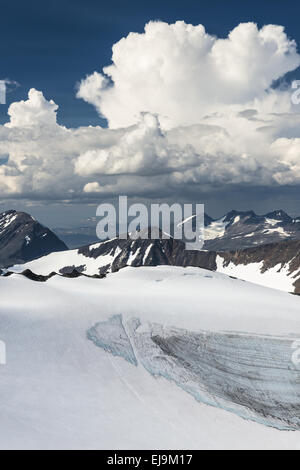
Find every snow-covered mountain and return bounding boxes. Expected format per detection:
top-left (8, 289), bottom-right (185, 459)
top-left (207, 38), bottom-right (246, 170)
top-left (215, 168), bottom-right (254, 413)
top-left (0, 210), bottom-right (68, 268)
top-left (1, 266), bottom-right (300, 449)
top-left (201, 210), bottom-right (300, 250)
top-left (6, 230), bottom-right (216, 278)
top-left (216, 239), bottom-right (300, 293)
top-left (7, 229), bottom-right (300, 294)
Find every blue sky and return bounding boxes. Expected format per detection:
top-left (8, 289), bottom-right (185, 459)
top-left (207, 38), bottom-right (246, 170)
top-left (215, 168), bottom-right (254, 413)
top-left (1, 0), bottom-right (300, 128)
top-left (1, 0), bottom-right (300, 227)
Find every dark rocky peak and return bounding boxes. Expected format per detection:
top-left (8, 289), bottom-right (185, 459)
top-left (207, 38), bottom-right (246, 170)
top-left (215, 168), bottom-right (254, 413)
top-left (0, 210), bottom-right (68, 268)
top-left (264, 210), bottom-right (292, 223)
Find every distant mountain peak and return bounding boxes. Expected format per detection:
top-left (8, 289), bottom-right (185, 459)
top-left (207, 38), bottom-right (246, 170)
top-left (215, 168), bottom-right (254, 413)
top-left (264, 210), bottom-right (291, 222)
top-left (0, 210), bottom-right (68, 268)
top-left (203, 209), bottom-right (300, 250)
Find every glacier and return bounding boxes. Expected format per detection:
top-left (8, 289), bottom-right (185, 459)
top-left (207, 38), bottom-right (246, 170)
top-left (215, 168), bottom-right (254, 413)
top-left (87, 314), bottom-right (138, 366)
top-left (1, 266), bottom-right (300, 449)
top-left (88, 315), bottom-right (300, 431)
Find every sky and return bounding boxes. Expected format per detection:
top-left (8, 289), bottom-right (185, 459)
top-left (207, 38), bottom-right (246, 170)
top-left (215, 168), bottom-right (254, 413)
top-left (1, 0), bottom-right (300, 227)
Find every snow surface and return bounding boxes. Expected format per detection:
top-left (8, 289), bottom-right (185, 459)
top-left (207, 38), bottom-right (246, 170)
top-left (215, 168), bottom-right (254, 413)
top-left (0, 266), bottom-right (300, 449)
top-left (263, 227), bottom-right (289, 237)
top-left (0, 213), bottom-right (18, 233)
top-left (127, 247), bottom-right (142, 266)
top-left (265, 218), bottom-right (282, 227)
top-left (10, 246), bottom-right (122, 276)
top-left (204, 217), bottom-right (228, 240)
top-left (263, 218), bottom-right (290, 237)
top-left (216, 256), bottom-right (299, 292)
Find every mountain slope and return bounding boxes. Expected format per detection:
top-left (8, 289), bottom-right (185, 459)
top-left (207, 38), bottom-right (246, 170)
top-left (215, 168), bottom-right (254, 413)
top-left (216, 239), bottom-right (300, 293)
top-left (0, 210), bottom-right (68, 268)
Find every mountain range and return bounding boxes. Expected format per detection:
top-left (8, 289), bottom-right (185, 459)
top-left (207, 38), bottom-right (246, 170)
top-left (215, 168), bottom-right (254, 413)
top-left (202, 209), bottom-right (300, 250)
top-left (4, 224), bottom-right (300, 294)
top-left (53, 208), bottom-right (300, 251)
top-left (3, 208), bottom-right (300, 294)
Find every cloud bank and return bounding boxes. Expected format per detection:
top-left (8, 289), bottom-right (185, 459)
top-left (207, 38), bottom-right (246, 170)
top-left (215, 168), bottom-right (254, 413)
top-left (1, 21), bottom-right (300, 203)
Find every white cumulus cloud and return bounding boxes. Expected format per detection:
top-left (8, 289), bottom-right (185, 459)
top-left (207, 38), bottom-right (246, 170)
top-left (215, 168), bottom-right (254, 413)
top-left (6, 88), bottom-right (58, 128)
top-left (77, 21), bottom-right (300, 129)
top-left (75, 113), bottom-right (198, 177)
